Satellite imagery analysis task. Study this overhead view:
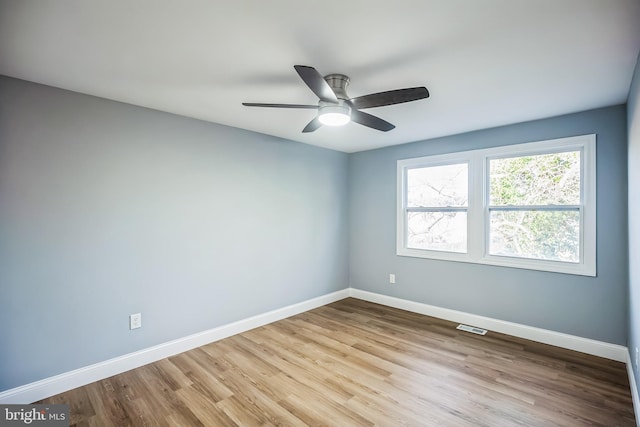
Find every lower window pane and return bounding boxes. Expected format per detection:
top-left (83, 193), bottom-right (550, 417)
top-left (489, 210), bottom-right (579, 262)
top-left (407, 212), bottom-right (467, 253)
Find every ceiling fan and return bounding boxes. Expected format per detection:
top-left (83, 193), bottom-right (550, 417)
top-left (242, 65), bottom-right (430, 133)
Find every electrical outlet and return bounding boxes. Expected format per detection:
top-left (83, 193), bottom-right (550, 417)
top-left (129, 313), bottom-right (142, 330)
top-left (389, 273), bottom-right (396, 284)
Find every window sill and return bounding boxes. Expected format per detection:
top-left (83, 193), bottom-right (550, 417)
top-left (397, 248), bottom-right (596, 277)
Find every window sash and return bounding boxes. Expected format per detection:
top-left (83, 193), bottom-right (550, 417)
top-left (486, 207), bottom-right (583, 263)
top-left (407, 206), bottom-right (469, 213)
top-left (487, 205), bottom-right (580, 212)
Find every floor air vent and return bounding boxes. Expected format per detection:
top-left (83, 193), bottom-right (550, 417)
top-left (456, 324), bottom-right (488, 335)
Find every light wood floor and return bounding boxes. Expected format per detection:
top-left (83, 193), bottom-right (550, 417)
top-left (39, 298), bottom-right (636, 426)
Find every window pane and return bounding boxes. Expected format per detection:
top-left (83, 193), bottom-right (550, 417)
top-left (407, 163), bottom-right (468, 207)
top-left (489, 210), bottom-right (579, 262)
top-left (407, 211), bottom-right (467, 253)
top-left (490, 151), bottom-right (580, 206)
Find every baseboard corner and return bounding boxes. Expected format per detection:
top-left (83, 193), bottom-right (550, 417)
top-left (0, 288), bottom-right (350, 404)
top-left (348, 288), bottom-right (628, 363)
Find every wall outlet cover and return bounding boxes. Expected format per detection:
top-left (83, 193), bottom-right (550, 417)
top-left (129, 313), bottom-right (142, 330)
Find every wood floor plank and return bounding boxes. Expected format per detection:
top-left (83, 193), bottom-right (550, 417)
top-left (174, 385), bottom-right (239, 426)
top-left (168, 351), bottom-right (234, 403)
top-left (37, 298), bottom-right (636, 426)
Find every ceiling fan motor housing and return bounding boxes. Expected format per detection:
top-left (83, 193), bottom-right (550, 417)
top-left (323, 74), bottom-right (350, 100)
top-left (318, 74), bottom-right (352, 126)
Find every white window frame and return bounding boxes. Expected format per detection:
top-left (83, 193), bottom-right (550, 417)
top-left (397, 134), bottom-right (596, 276)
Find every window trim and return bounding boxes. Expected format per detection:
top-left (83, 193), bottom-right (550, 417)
top-left (397, 153), bottom-right (473, 263)
top-left (397, 134), bottom-right (596, 276)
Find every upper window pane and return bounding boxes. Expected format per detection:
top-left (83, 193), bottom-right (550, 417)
top-left (407, 163), bottom-right (468, 207)
top-left (489, 151), bottom-right (580, 206)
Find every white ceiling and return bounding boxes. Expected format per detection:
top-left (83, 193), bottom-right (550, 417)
top-left (1, 1), bottom-right (639, 153)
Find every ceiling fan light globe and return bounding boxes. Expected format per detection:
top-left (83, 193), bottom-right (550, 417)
top-left (318, 105), bottom-right (351, 126)
top-left (319, 112), bottom-right (350, 126)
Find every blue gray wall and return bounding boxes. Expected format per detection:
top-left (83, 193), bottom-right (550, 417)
top-left (0, 76), bottom-right (350, 392)
top-left (349, 105), bottom-right (628, 345)
top-left (628, 54), bottom-right (640, 402)
top-left (0, 73), bottom-right (633, 395)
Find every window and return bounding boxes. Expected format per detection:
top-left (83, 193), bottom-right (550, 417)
top-left (406, 163), bottom-right (468, 253)
top-left (397, 135), bottom-right (596, 276)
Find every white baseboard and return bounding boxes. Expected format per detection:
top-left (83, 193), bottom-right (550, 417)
top-left (628, 352), bottom-right (640, 427)
top-left (348, 288), bottom-right (629, 362)
top-left (0, 289), bottom-right (350, 404)
top-left (1, 287), bottom-right (633, 408)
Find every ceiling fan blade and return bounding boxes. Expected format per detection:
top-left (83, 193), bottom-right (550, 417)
top-left (294, 65), bottom-right (339, 103)
top-left (242, 103), bottom-right (318, 109)
top-left (349, 87), bottom-right (429, 110)
top-left (302, 117), bottom-right (322, 133)
top-left (351, 110), bottom-right (395, 132)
